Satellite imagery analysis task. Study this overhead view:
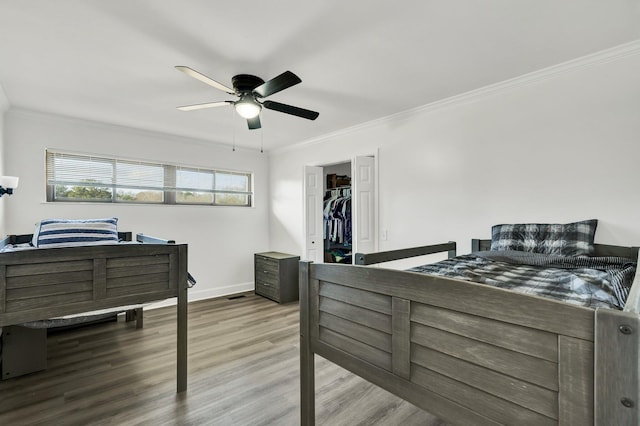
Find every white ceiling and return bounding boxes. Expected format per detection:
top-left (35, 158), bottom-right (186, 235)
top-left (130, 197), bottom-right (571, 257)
top-left (1, 1), bottom-right (639, 151)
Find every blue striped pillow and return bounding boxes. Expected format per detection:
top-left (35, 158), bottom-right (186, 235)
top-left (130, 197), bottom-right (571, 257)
top-left (33, 218), bottom-right (119, 248)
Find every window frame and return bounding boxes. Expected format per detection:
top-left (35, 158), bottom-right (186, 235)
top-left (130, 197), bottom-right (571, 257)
top-left (45, 149), bottom-right (254, 207)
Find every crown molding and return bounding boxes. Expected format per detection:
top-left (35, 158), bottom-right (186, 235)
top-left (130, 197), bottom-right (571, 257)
top-left (274, 39), bottom-right (640, 155)
top-left (6, 107), bottom-right (264, 154)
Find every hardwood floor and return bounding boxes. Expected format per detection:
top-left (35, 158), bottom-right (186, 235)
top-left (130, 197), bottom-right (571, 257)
top-left (0, 293), bottom-right (447, 425)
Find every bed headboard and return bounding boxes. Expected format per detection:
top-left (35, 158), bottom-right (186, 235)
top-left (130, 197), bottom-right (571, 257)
top-left (471, 238), bottom-right (639, 259)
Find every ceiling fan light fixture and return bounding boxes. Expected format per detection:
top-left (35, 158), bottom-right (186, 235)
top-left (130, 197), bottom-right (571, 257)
top-left (234, 96), bottom-right (261, 119)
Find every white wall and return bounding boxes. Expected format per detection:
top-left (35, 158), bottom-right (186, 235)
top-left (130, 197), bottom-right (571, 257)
top-left (0, 84), bottom-right (10, 237)
top-left (269, 42), bottom-right (640, 260)
top-left (3, 109), bottom-right (270, 300)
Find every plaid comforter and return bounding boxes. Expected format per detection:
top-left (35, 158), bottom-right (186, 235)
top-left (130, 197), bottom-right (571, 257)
top-left (407, 251), bottom-right (637, 310)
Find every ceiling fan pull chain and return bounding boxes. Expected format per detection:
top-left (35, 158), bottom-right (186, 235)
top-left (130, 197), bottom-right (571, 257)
top-left (232, 107), bottom-right (237, 152)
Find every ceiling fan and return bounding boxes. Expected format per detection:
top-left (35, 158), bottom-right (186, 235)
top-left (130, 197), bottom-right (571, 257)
top-left (175, 66), bottom-right (319, 130)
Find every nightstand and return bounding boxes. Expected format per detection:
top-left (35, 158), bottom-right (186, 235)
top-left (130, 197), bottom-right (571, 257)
top-left (254, 252), bottom-right (300, 303)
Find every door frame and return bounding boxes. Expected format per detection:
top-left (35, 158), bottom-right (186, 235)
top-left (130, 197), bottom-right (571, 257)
top-left (303, 151), bottom-right (379, 263)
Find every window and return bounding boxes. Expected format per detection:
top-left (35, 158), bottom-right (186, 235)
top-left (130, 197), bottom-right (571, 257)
top-left (46, 150), bottom-right (253, 206)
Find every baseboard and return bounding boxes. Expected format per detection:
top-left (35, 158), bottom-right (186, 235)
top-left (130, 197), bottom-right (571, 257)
top-left (146, 281), bottom-right (256, 310)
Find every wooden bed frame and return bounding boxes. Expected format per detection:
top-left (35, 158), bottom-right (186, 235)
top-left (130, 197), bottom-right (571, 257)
top-left (0, 232), bottom-right (189, 392)
top-left (300, 240), bottom-right (640, 425)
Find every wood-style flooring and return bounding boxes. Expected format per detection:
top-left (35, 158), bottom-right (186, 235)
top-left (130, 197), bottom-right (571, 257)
top-left (0, 293), bottom-right (447, 425)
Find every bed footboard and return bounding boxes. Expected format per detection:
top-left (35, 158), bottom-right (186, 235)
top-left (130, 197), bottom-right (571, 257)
top-left (0, 242), bottom-right (189, 392)
top-left (300, 260), bottom-right (640, 425)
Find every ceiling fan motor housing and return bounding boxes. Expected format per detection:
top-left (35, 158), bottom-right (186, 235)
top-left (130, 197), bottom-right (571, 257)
top-left (232, 74), bottom-right (265, 94)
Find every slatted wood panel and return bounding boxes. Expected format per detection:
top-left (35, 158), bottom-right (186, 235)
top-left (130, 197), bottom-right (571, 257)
top-left (319, 297), bottom-right (391, 333)
top-left (411, 364), bottom-right (555, 425)
top-left (411, 303), bottom-right (558, 361)
top-left (319, 311), bottom-right (391, 352)
top-left (319, 281), bottom-right (391, 314)
top-left (409, 298), bottom-right (562, 425)
top-left (5, 260), bottom-right (95, 313)
top-left (412, 345), bottom-right (558, 418)
top-left (106, 254), bottom-right (171, 297)
top-left (4, 260), bottom-right (93, 278)
top-left (318, 281), bottom-right (392, 371)
top-left (4, 256), bottom-right (173, 312)
top-left (412, 322), bottom-right (558, 389)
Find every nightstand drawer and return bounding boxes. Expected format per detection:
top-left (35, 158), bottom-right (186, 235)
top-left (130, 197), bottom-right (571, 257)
top-left (256, 257), bottom-right (279, 280)
top-left (254, 252), bottom-right (300, 303)
top-left (256, 271), bottom-right (278, 287)
top-left (255, 280), bottom-right (279, 300)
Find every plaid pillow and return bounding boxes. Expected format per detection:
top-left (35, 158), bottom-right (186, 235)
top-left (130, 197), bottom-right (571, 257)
top-left (490, 219), bottom-right (597, 256)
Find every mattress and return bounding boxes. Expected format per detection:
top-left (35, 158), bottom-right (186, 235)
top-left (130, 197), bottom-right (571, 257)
top-left (408, 250), bottom-right (637, 310)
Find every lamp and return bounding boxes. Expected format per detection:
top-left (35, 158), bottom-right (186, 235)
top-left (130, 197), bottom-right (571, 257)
top-left (234, 95), bottom-right (261, 119)
top-left (0, 176), bottom-right (19, 197)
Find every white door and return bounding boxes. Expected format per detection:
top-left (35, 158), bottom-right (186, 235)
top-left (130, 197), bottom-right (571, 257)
top-left (303, 165), bottom-right (324, 263)
top-left (353, 156), bottom-right (376, 255)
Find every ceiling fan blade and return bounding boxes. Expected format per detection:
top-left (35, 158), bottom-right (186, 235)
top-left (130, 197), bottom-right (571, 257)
top-left (177, 101), bottom-right (233, 111)
top-left (247, 115), bottom-right (261, 130)
top-left (263, 100), bottom-right (319, 120)
top-left (253, 71), bottom-right (301, 98)
top-left (175, 66), bottom-right (235, 95)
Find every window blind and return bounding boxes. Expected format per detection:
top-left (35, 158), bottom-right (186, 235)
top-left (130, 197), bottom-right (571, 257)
top-left (46, 150), bottom-right (253, 205)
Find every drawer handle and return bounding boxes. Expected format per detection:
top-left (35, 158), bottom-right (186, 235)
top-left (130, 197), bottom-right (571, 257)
top-left (263, 270), bottom-right (269, 274)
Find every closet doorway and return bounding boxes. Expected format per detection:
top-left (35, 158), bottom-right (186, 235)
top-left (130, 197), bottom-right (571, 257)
top-left (304, 156), bottom-right (376, 264)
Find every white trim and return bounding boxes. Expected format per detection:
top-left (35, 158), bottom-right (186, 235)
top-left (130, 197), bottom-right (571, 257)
top-left (273, 39), bottom-right (640, 154)
top-left (6, 107), bottom-right (263, 153)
